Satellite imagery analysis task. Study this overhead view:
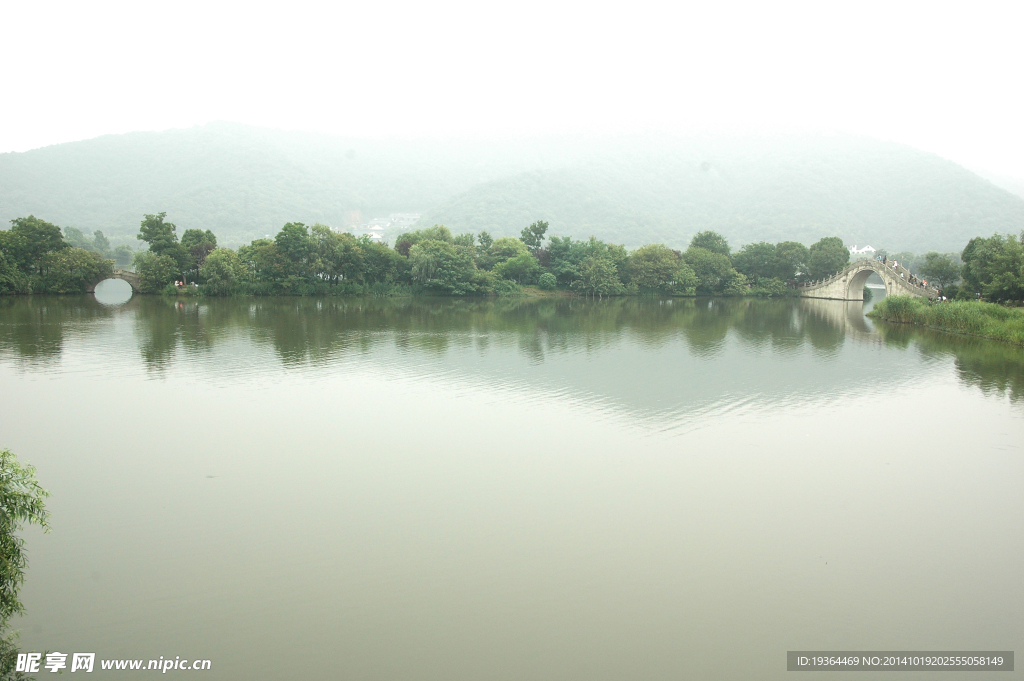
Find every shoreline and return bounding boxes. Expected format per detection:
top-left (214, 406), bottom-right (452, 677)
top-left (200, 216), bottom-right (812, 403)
top-left (867, 297), bottom-right (1024, 347)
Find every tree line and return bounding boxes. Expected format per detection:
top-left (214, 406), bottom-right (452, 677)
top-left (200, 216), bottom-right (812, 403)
top-left (3, 212), bottom-right (1021, 302)
top-left (128, 213), bottom-right (854, 297)
top-left (0, 216), bottom-right (114, 294)
top-left (897, 233), bottom-right (1024, 302)
top-left (62, 225), bottom-right (135, 268)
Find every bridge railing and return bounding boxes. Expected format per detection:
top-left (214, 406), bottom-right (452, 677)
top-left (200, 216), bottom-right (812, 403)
top-left (798, 264), bottom-right (860, 289)
top-left (798, 259), bottom-right (938, 298)
top-left (882, 260), bottom-right (939, 296)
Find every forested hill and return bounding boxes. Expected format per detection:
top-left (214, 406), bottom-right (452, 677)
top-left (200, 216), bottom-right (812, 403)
top-left (0, 123), bottom-right (586, 246)
top-left (1, 124), bottom-right (1021, 252)
top-left (417, 135), bottom-right (1024, 252)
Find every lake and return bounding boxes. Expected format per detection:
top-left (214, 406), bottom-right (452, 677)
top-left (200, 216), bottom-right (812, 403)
top-left (1, 283), bottom-right (1021, 679)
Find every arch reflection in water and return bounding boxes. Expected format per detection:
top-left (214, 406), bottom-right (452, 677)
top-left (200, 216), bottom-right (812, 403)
top-left (93, 278), bottom-right (134, 305)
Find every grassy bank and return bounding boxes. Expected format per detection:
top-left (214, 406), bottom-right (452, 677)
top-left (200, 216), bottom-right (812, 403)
top-left (868, 296), bottom-right (1024, 346)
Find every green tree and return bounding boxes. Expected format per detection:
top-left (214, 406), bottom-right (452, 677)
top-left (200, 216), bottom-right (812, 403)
top-left (474, 231), bottom-right (495, 268)
top-left (8, 216), bottom-right (67, 275)
top-left (724, 271), bottom-right (750, 295)
top-left (493, 252), bottom-right (541, 284)
top-left (409, 241), bottom-right (481, 294)
top-left (689, 230), bottom-right (731, 256)
top-left (38, 248), bottom-right (113, 293)
top-left (489, 237), bottom-right (530, 263)
top-left (547, 236), bottom-right (587, 286)
top-left (359, 238), bottom-right (408, 284)
top-left (732, 240), bottom-right (805, 286)
top-left (807, 237), bottom-right (849, 280)
top-left (453, 232), bottom-right (476, 249)
top-left (136, 213), bottom-right (190, 277)
top-left (133, 251), bottom-right (180, 293)
top-left (684, 247), bottom-right (735, 293)
top-left (774, 241), bottom-right (809, 280)
top-left (275, 223), bottom-right (311, 266)
top-left (750, 276), bottom-right (791, 297)
top-left (520, 220), bottom-right (549, 253)
top-left (919, 252), bottom-right (961, 288)
top-left (181, 229), bottom-right (218, 269)
top-left (65, 227), bottom-right (112, 257)
top-left (394, 225), bottom-right (453, 256)
top-left (92, 230), bottom-right (111, 257)
top-left (0, 448), bottom-right (50, 679)
top-left (137, 212), bottom-right (178, 255)
top-left (0, 249), bottom-right (28, 295)
top-left (113, 244), bottom-right (135, 268)
top-left (537, 272), bottom-right (557, 290)
top-left (572, 256), bottom-right (621, 296)
top-left (628, 244), bottom-right (697, 294)
top-left (199, 248), bottom-right (245, 295)
top-left (731, 242), bottom-right (778, 281)
top-left (477, 236), bottom-right (527, 272)
top-left (271, 222), bottom-right (315, 291)
top-left (960, 233), bottom-right (1023, 301)
top-left (63, 226), bottom-right (95, 252)
top-left (309, 225), bottom-right (364, 284)
top-left (237, 239), bottom-right (284, 286)
top-left (601, 241), bottom-right (630, 279)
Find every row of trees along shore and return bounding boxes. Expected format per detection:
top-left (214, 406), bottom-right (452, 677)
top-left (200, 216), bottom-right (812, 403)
top-left (2, 213), bottom-right (1022, 302)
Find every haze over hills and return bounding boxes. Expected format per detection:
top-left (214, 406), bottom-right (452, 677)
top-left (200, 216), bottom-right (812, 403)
top-left (420, 135), bottom-right (1024, 252)
top-left (0, 123), bottom-right (586, 247)
top-left (1, 122), bottom-right (1021, 253)
top-left (972, 170), bottom-right (1024, 202)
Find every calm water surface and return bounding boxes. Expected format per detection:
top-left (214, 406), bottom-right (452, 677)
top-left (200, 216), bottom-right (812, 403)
top-left (1, 283), bottom-right (1022, 680)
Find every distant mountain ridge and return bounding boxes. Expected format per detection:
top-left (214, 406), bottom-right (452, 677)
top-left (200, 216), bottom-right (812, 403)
top-left (0, 123), bottom-right (1021, 252)
top-left (973, 170), bottom-right (1024, 201)
top-left (415, 135), bottom-right (1024, 252)
top-left (0, 123), bottom-right (587, 246)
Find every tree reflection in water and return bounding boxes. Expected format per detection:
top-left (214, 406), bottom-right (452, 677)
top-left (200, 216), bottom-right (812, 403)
top-left (0, 294), bottom-right (1021, 404)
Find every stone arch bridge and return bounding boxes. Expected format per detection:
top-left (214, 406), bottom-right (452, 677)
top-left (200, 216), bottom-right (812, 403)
top-left (799, 258), bottom-right (938, 301)
top-left (86, 268), bottom-right (142, 294)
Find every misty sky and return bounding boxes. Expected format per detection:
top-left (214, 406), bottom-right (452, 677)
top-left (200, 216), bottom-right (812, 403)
top-left (3, 0), bottom-right (1022, 179)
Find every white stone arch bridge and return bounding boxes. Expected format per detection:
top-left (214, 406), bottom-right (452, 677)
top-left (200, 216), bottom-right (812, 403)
top-left (85, 268), bottom-right (142, 294)
top-left (799, 258), bottom-right (938, 301)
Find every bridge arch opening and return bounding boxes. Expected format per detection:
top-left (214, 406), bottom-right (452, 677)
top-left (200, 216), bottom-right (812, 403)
top-left (847, 268), bottom-right (881, 300)
top-left (847, 268), bottom-right (888, 301)
top-left (93, 278), bottom-right (133, 305)
top-left (860, 272), bottom-right (888, 311)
